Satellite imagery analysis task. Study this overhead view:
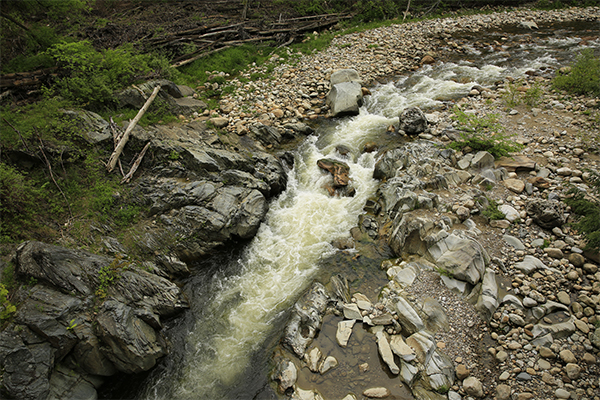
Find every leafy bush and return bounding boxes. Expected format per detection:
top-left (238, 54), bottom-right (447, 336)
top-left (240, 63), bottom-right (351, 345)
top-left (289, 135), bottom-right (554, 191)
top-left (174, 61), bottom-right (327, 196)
top-left (553, 48), bottom-right (600, 97)
top-left (447, 107), bottom-right (523, 158)
top-left (43, 41), bottom-right (174, 110)
top-left (564, 179), bottom-right (600, 253)
top-left (0, 283), bottom-right (17, 322)
top-left (0, 163), bottom-right (44, 243)
top-left (482, 199), bottom-right (506, 220)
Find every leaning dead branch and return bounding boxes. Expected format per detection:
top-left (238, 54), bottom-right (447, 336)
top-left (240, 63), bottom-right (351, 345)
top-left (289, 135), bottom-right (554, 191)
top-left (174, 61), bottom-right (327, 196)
top-left (107, 85), bottom-right (160, 173)
top-left (121, 141), bottom-right (151, 184)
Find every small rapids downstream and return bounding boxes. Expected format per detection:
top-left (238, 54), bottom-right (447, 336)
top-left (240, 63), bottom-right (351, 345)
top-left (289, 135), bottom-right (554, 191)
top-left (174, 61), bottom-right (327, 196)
top-left (135, 22), bottom-right (599, 400)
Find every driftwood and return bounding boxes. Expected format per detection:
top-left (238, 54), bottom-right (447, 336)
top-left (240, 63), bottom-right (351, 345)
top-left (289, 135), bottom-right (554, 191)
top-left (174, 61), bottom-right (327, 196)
top-left (148, 13), bottom-right (352, 67)
top-left (107, 85), bottom-right (160, 173)
top-left (121, 141), bottom-right (150, 184)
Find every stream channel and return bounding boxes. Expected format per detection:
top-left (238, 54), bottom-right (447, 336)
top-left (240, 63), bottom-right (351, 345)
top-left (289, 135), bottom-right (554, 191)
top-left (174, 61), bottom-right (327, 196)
top-left (122, 21), bottom-right (600, 400)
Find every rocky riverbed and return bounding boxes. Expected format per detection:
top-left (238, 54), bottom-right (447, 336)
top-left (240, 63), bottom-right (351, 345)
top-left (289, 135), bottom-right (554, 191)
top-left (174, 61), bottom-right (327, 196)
top-left (1, 5), bottom-right (599, 400)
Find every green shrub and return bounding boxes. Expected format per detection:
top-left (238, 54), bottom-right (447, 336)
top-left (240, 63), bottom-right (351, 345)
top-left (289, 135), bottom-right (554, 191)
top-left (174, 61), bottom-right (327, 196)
top-left (564, 184), bottom-right (600, 253)
top-left (0, 163), bottom-right (44, 243)
top-left (482, 199), bottom-right (506, 221)
top-left (43, 41), bottom-right (175, 110)
top-left (553, 49), bottom-right (600, 97)
top-left (0, 283), bottom-right (17, 322)
top-left (448, 107), bottom-right (523, 158)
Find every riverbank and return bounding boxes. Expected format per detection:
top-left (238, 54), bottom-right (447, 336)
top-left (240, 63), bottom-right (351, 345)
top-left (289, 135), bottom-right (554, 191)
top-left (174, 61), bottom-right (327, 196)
top-left (246, 6), bottom-right (600, 400)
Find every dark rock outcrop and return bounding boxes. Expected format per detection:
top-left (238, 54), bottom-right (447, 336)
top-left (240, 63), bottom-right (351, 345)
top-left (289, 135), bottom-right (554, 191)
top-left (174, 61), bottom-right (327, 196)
top-left (0, 241), bottom-right (189, 400)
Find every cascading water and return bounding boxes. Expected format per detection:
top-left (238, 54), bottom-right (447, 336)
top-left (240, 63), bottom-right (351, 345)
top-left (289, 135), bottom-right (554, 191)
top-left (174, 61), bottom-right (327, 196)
top-left (135, 23), bottom-right (599, 400)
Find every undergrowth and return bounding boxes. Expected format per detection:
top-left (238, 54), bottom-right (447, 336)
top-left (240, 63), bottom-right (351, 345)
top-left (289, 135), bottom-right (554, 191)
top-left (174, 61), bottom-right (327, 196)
top-left (553, 48), bottom-right (600, 97)
top-left (447, 107), bottom-right (523, 158)
top-left (564, 174), bottom-right (600, 253)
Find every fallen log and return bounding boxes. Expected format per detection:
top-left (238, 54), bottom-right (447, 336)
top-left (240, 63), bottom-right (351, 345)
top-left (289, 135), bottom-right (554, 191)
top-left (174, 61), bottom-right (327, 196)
top-left (171, 46), bottom-right (231, 68)
top-left (107, 85), bottom-right (160, 173)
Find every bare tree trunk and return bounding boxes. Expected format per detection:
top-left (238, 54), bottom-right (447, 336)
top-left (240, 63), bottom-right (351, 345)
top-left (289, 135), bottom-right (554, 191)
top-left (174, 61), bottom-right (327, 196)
top-left (106, 85), bottom-right (160, 173)
top-left (403, 0), bottom-right (411, 22)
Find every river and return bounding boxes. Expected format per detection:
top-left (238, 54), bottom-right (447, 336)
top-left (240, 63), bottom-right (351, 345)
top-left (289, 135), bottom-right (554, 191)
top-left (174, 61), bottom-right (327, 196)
top-left (131, 21), bottom-right (599, 400)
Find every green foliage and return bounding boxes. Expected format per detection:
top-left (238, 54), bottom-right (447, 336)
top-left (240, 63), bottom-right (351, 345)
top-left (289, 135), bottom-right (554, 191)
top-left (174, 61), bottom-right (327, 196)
top-left (553, 49), bottom-right (600, 97)
top-left (448, 107), bottom-right (523, 158)
top-left (434, 266), bottom-right (454, 278)
top-left (482, 199), bottom-right (506, 221)
top-left (0, 163), bottom-right (44, 243)
top-left (95, 256), bottom-right (130, 299)
top-left (66, 319), bottom-right (78, 331)
top-left (1, 283), bottom-right (17, 322)
top-left (523, 82), bottom-right (544, 108)
top-left (0, 263), bottom-right (16, 291)
top-left (43, 41), bottom-right (174, 110)
top-left (564, 185), bottom-right (600, 253)
top-left (168, 150), bottom-right (180, 160)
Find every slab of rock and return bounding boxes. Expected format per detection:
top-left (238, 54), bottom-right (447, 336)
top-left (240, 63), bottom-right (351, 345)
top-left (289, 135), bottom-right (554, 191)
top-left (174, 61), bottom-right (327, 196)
top-left (495, 155), bottom-right (536, 171)
top-left (375, 331), bottom-right (399, 374)
top-left (514, 255), bottom-right (547, 274)
top-left (470, 151), bottom-right (495, 171)
top-left (363, 387), bottom-right (391, 398)
top-left (330, 68), bottom-right (361, 85)
top-left (390, 335), bottom-right (416, 361)
top-left (428, 233), bottom-right (489, 285)
top-left (503, 178), bottom-right (525, 193)
top-left (336, 320), bottom-right (355, 347)
top-left (394, 296), bottom-right (425, 335)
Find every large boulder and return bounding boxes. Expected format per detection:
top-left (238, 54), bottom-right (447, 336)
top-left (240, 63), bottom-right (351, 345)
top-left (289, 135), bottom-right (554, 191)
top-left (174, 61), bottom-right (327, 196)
top-left (327, 82), bottom-right (364, 117)
top-left (428, 233), bottom-right (489, 285)
top-left (526, 198), bottom-right (566, 229)
top-left (398, 107), bottom-right (429, 135)
top-left (96, 300), bottom-right (166, 374)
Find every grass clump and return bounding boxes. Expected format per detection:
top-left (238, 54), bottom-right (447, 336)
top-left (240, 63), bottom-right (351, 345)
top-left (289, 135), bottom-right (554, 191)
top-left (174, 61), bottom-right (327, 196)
top-left (553, 49), bottom-right (600, 97)
top-left (95, 256), bottom-right (130, 300)
top-left (447, 107), bottom-right (523, 158)
top-left (482, 199), bottom-right (506, 221)
top-left (564, 176), bottom-right (600, 253)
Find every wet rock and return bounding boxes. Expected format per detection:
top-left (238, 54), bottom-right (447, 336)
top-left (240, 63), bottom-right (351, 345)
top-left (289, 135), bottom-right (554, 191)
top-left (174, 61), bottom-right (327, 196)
top-left (282, 282), bottom-right (329, 358)
top-left (363, 387), bottom-right (391, 398)
top-left (317, 158), bottom-right (354, 197)
top-left (375, 330), bottom-right (399, 374)
top-left (398, 107), bottom-right (429, 135)
top-left (336, 320), bottom-right (355, 347)
top-left (305, 347), bottom-right (322, 373)
top-left (318, 356), bottom-right (338, 374)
